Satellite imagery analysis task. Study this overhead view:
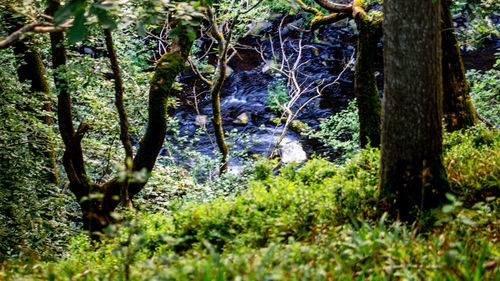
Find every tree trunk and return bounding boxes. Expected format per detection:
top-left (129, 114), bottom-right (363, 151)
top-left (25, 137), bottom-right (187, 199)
top-left (354, 16), bottom-right (382, 148)
top-left (210, 53), bottom-right (229, 173)
top-left (441, 0), bottom-right (478, 131)
top-left (12, 34), bottom-right (59, 184)
top-left (104, 28), bottom-right (134, 208)
top-left (380, 0), bottom-right (450, 221)
top-left (206, 5), bottom-right (230, 174)
top-left (44, 1), bottom-right (203, 237)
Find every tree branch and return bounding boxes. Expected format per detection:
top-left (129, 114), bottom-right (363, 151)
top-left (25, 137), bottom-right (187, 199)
top-left (314, 0), bottom-right (353, 13)
top-left (104, 29), bottom-right (134, 162)
top-left (0, 21), bottom-right (72, 50)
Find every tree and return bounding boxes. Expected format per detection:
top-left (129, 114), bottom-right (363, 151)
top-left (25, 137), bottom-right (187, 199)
top-left (5, 12), bottom-right (59, 184)
top-left (380, 0), bottom-right (450, 220)
top-left (0, 0), bottom-right (207, 237)
top-left (441, 0), bottom-right (479, 131)
top-left (298, 0), bottom-right (382, 148)
top-left (188, 0), bottom-right (265, 173)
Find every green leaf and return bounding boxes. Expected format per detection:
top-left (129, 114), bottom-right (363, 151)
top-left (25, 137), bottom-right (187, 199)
top-left (442, 204), bottom-right (454, 214)
top-left (54, 0), bottom-right (85, 26)
top-left (67, 10), bottom-right (88, 43)
top-left (445, 192), bottom-right (457, 202)
top-left (90, 4), bottom-right (117, 30)
top-left (136, 22), bottom-right (147, 37)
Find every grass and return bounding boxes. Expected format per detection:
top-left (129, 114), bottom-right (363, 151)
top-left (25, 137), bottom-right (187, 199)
top-left (2, 125), bottom-right (499, 280)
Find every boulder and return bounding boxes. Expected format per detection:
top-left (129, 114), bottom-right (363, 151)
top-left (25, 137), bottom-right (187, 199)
top-left (233, 112), bottom-right (249, 125)
top-left (280, 140), bottom-right (307, 163)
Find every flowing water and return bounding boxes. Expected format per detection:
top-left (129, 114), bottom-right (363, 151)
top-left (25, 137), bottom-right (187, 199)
top-left (166, 15), bottom-right (364, 168)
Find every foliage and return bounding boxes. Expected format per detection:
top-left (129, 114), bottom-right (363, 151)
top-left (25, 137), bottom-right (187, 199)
top-left (1, 0), bottom-right (499, 279)
top-left (466, 67), bottom-right (500, 128)
top-left (0, 49), bottom-right (78, 261)
top-left (265, 78), bottom-right (290, 114)
top-left (3, 126), bottom-right (500, 279)
top-left (443, 125), bottom-right (500, 202)
top-left (451, 0), bottom-right (499, 49)
top-left (304, 99), bottom-right (360, 162)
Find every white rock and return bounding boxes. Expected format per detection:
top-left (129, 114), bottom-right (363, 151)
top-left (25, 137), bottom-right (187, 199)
top-left (194, 115), bottom-right (208, 128)
top-left (280, 140), bottom-right (307, 163)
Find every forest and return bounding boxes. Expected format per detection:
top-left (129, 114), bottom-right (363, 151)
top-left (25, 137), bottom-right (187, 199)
top-left (0, 0), bottom-right (499, 279)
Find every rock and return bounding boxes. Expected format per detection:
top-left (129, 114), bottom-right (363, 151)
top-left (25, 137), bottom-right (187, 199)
top-left (233, 112), bottom-right (249, 125)
top-left (280, 140), bottom-right (307, 163)
top-left (194, 115), bottom-right (208, 128)
top-left (200, 63), bottom-right (215, 74)
top-left (290, 120), bottom-right (309, 133)
top-left (226, 66), bottom-right (234, 77)
top-left (262, 60), bottom-right (278, 74)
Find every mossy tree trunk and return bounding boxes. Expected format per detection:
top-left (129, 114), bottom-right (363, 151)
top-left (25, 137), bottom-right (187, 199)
top-left (45, 0), bottom-right (202, 236)
top-left (380, 0), bottom-right (450, 221)
top-left (441, 0), bottom-right (478, 131)
top-left (11, 24), bottom-right (59, 184)
top-left (104, 28), bottom-right (134, 208)
top-left (354, 12), bottom-right (382, 148)
top-left (305, 0), bottom-right (382, 148)
top-left (206, 5), bottom-right (230, 173)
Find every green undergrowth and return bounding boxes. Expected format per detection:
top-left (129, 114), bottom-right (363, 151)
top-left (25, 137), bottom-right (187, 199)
top-left (3, 126), bottom-right (499, 280)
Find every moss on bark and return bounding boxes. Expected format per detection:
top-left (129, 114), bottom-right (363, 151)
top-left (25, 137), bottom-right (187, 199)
top-left (441, 0), bottom-right (478, 131)
top-left (354, 17), bottom-right (382, 148)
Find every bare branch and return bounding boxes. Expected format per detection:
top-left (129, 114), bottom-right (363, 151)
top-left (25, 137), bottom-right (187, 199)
top-left (0, 21), bottom-right (73, 50)
top-left (0, 23), bottom-right (39, 50)
top-left (313, 0), bottom-right (353, 13)
top-left (188, 58), bottom-right (213, 86)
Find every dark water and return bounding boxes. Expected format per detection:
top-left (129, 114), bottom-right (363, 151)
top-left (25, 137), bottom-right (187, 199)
top-left (166, 15), bottom-right (365, 169)
top-left (165, 13), bottom-right (498, 171)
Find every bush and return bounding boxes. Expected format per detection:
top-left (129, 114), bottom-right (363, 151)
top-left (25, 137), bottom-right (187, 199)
top-left (443, 125), bottom-right (500, 203)
top-left (266, 78), bottom-right (290, 114)
top-left (304, 99), bottom-right (360, 162)
top-left (4, 120), bottom-right (499, 281)
top-left (467, 68), bottom-right (500, 128)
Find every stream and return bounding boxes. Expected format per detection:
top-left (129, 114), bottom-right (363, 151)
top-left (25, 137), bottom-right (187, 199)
top-left (163, 13), bottom-right (499, 173)
top-left (165, 14), bottom-right (364, 171)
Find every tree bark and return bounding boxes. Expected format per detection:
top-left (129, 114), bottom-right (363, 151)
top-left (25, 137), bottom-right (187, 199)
top-left (104, 28), bottom-right (134, 207)
top-left (354, 14), bottom-right (382, 148)
top-left (380, 0), bottom-right (450, 221)
top-left (307, 0), bottom-right (382, 148)
top-left (43, 0), bottom-right (203, 237)
top-left (441, 0), bottom-right (478, 131)
top-left (206, 5), bottom-right (230, 173)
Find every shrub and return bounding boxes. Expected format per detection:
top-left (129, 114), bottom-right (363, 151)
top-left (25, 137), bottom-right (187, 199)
top-left (304, 99), bottom-right (360, 162)
top-left (266, 78), bottom-right (290, 114)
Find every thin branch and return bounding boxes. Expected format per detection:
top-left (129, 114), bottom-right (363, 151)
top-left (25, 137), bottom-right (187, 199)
top-left (0, 21), bottom-right (72, 50)
top-left (188, 58), bottom-right (213, 86)
top-left (239, 0), bottom-right (264, 15)
top-left (314, 0), bottom-right (353, 13)
top-left (104, 29), bottom-right (134, 162)
top-left (0, 23), bottom-right (39, 49)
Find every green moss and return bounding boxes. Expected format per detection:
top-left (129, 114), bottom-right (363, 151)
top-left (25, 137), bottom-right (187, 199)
top-left (151, 52), bottom-right (184, 96)
top-left (354, 19), bottom-right (382, 148)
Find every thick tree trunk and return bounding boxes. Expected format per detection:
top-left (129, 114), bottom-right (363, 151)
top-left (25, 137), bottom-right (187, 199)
top-left (380, 0), bottom-right (450, 221)
top-left (13, 35), bottom-right (59, 184)
top-left (354, 17), bottom-right (382, 148)
top-left (441, 0), bottom-right (478, 131)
